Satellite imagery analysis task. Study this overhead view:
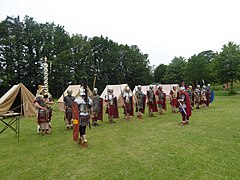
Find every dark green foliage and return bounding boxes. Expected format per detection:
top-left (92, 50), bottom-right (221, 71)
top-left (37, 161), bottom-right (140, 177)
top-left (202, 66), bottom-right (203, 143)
top-left (153, 63), bottom-right (167, 83)
top-left (163, 56), bottom-right (187, 84)
top-left (186, 50), bottom-right (216, 86)
top-left (213, 42), bottom-right (240, 92)
top-left (1, 15), bottom-right (240, 97)
top-left (0, 16), bottom-right (152, 97)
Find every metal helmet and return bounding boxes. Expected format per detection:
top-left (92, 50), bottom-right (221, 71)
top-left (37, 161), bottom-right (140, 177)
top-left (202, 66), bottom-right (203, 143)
top-left (197, 85), bottom-right (200, 88)
top-left (188, 85), bottom-right (192, 89)
top-left (107, 88), bottom-right (113, 93)
top-left (93, 88), bottom-right (98, 95)
top-left (137, 85), bottom-right (141, 91)
top-left (203, 85), bottom-right (206, 89)
top-left (207, 84), bottom-right (210, 87)
top-left (79, 87), bottom-right (86, 96)
top-left (67, 89), bottom-right (72, 95)
top-left (180, 86), bottom-right (185, 91)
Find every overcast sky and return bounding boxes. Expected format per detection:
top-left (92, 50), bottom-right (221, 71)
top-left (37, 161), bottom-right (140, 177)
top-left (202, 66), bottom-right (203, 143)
top-left (1, 0), bottom-right (240, 66)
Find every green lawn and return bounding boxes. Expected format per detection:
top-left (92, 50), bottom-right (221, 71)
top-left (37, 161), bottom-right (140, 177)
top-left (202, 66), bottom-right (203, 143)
top-left (0, 92), bottom-right (239, 179)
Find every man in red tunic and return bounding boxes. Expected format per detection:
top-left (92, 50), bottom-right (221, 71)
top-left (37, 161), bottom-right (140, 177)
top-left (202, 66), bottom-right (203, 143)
top-left (122, 87), bottom-right (134, 121)
top-left (147, 85), bottom-right (157, 117)
top-left (105, 88), bottom-right (119, 123)
top-left (178, 87), bottom-right (192, 125)
top-left (155, 85), bottom-right (166, 115)
top-left (169, 86), bottom-right (178, 113)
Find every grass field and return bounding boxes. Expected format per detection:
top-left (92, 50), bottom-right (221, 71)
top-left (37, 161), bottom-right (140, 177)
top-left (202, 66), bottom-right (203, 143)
top-left (0, 92), bottom-right (240, 179)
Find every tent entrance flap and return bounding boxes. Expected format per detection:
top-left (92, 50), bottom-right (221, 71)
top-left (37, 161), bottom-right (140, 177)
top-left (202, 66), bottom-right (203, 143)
top-left (9, 89), bottom-right (22, 114)
top-left (0, 83), bottom-right (36, 117)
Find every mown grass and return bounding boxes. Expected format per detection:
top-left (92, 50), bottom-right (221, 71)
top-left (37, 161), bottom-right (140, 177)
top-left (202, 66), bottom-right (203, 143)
top-left (0, 92), bottom-right (239, 179)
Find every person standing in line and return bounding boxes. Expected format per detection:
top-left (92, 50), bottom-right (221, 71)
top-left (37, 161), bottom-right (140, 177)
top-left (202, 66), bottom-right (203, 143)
top-left (155, 85), bottom-right (166, 115)
top-left (122, 87), bottom-right (134, 121)
top-left (64, 89), bottom-right (75, 130)
top-left (194, 85), bottom-right (201, 109)
top-left (105, 88), bottom-right (119, 123)
top-left (201, 85), bottom-right (207, 108)
top-left (147, 85), bottom-right (157, 117)
top-left (178, 87), bottom-right (192, 125)
top-left (169, 86), bottom-right (179, 113)
top-left (74, 87), bottom-right (93, 144)
top-left (186, 85), bottom-right (194, 110)
top-left (135, 85), bottom-right (146, 119)
top-left (91, 88), bottom-right (103, 126)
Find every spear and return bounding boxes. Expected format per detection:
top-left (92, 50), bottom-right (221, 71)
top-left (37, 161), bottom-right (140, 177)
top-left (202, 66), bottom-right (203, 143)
top-left (92, 74), bottom-right (97, 91)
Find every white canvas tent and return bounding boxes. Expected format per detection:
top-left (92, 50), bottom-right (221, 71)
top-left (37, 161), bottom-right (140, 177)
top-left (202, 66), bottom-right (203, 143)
top-left (0, 83), bottom-right (36, 117)
top-left (133, 84), bottom-right (179, 98)
top-left (100, 84), bottom-right (132, 107)
top-left (57, 85), bottom-right (92, 111)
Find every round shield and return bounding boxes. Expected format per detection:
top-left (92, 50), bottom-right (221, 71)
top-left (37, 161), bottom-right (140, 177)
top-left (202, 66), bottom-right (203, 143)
top-left (210, 91), bottom-right (214, 103)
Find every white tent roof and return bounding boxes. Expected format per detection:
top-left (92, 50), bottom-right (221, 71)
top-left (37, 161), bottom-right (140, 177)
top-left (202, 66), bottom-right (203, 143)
top-left (0, 83), bottom-right (36, 116)
top-left (100, 84), bottom-right (132, 106)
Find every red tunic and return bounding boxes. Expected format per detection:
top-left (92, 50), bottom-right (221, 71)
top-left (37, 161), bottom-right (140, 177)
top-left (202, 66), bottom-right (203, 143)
top-left (155, 90), bottom-right (166, 110)
top-left (179, 91), bottom-right (192, 117)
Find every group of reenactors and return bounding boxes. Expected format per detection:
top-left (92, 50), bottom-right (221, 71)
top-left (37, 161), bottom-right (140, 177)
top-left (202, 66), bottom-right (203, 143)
top-left (33, 81), bottom-right (212, 146)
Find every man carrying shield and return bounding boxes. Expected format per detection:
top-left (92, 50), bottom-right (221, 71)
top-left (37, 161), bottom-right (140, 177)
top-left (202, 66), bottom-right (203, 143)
top-left (178, 87), bottom-right (192, 125)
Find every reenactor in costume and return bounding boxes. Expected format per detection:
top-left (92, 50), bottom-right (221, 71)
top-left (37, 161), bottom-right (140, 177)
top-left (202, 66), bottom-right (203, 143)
top-left (105, 88), bottom-right (119, 123)
top-left (63, 89), bottom-right (75, 130)
top-left (91, 88), bottom-right (103, 126)
top-left (186, 85), bottom-right (194, 110)
top-left (74, 87), bottom-right (93, 144)
top-left (135, 85), bottom-right (146, 119)
top-left (45, 93), bottom-right (54, 129)
top-left (169, 86), bottom-right (179, 113)
top-left (147, 85), bottom-right (157, 117)
top-left (201, 85), bottom-right (207, 108)
top-left (34, 92), bottom-right (54, 135)
top-left (155, 85), bottom-right (166, 115)
top-left (122, 87), bottom-right (134, 120)
top-left (178, 87), bottom-right (191, 125)
top-left (206, 84), bottom-right (211, 107)
top-left (194, 85), bottom-right (201, 109)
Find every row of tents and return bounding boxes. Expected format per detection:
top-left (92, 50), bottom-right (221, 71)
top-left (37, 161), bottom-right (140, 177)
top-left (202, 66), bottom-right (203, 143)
top-left (0, 83), bottom-right (179, 117)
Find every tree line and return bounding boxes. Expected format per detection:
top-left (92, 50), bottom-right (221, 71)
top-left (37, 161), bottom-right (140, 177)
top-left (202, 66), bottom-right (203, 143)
top-left (154, 42), bottom-right (240, 93)
top-left (0, 16), bottom-right (240, 97)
